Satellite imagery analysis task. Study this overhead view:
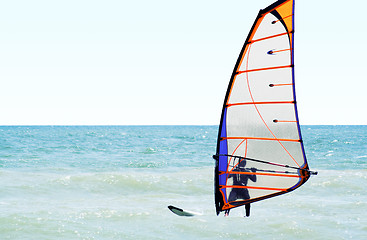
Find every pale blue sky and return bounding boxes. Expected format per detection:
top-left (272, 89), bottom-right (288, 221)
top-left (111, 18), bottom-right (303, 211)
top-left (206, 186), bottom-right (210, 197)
top-left (1, 0), bottom-right (366, 125)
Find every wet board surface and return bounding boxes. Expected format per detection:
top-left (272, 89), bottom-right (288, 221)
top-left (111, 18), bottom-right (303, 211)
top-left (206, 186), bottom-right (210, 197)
top-left (167, 205), bottom-right (198, 217)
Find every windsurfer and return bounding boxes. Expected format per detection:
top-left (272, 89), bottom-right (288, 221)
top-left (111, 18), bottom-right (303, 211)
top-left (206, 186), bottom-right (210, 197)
top-left (227, 160), bottom-right (257, 217)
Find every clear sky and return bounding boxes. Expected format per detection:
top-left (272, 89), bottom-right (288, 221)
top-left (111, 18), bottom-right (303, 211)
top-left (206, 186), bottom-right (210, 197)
top-left (1, 0), bottom-right (366, 125)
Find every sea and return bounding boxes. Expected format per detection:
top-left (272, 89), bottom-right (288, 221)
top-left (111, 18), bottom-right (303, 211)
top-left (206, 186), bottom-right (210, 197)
top-left (0, 125), bottom-right (366, 239)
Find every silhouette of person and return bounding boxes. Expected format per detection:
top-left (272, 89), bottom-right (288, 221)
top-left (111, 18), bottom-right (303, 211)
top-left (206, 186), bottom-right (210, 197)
top-left (226, 159), bottom-right (257, 217)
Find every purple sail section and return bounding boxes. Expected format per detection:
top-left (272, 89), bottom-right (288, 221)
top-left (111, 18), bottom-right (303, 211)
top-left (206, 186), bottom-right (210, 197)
top-left (218, 156), bottom-right (228, 185)
top-left (218, 108), bottom-right (228, 172)
top-left (218, 109), bottom-right (228, 201)
top-left (218, 143), bottom-right (228, 172)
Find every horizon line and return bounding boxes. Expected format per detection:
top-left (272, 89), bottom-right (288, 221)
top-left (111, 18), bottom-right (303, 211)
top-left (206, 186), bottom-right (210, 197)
top-left (1, 124), bottom-right (366, 127)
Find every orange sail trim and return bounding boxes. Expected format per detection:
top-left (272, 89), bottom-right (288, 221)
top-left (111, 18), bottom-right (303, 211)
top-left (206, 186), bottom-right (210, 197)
top-left (220, 171), bottom-right (301, 178)
top-left (274, 120), bottom-right (298, 123)
top-left (220, 137), bottom-right (301, 142)
top-left (249, 31), bottom-right (290, 44)
top-left (275, 2), bottom-right (294, 32)
top-left (222, 185), bottom-right (288, 192)
top-left (237, 65), bottom-right (292, 75)
top-left (270, 83), bottom-right (293, 87)
top-left (227, 101), bottom-right (295, 107)
top-left (269, 48), bottom-right (292, 54)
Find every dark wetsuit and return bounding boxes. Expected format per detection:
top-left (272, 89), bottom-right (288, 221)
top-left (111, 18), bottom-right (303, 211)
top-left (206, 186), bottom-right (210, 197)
top-left (227, 160), bottom-right (256, 217)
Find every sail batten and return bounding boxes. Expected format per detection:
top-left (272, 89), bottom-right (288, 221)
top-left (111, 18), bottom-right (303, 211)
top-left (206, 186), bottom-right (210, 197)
top-left (214, 0), bottom-right (315, 216)
top-left (237, 65), bottom-right (292, 74)
top-left (227, 101), bottom-right (295, 107)
top-left (222, 172), bottom-right (301, 178)
top-left (249, 31), bottom-right (292, 44)
top-left (220, 137), bottom-right (300, 142)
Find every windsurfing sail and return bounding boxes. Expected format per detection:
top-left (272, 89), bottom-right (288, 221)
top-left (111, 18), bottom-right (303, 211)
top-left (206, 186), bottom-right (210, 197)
top-left (213, 0), bottom-right (317, 216)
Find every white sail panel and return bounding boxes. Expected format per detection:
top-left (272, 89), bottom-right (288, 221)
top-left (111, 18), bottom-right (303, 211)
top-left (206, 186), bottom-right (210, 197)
top-left (245, 140), bottom-right (305, 168)
top-left (226, 104), bottom-right (300, 139)
top-left (238, 35), bottom-right (291, 72)
top-left (228, 69), bottom-right (294, 104)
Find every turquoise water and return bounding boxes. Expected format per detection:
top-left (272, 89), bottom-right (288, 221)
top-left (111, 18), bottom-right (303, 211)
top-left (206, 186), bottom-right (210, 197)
top-left (0, 125), bottom-right (366, 239)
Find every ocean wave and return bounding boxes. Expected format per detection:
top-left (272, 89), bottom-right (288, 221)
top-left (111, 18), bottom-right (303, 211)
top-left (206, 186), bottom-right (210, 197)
top-left (0, 167), bottom-right (213, 199)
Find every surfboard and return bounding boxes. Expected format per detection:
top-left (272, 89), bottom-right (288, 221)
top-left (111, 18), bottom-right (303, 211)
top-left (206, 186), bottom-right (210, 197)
top-left (167, 205), bottom-right (200, 217)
